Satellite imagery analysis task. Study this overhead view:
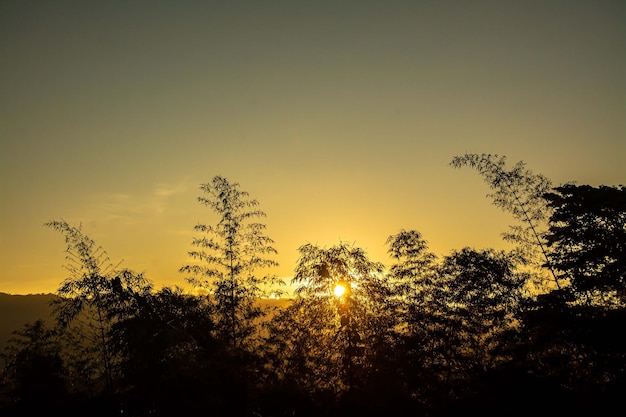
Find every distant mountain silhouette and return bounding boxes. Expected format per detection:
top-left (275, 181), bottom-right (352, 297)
top-left (0, 293), bottom-right (58, 352)
top-left (0, 293), bottom-right (292, 353)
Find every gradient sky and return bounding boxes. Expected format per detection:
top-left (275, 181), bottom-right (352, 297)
top-left (1, 0), bottom-right (624, 295)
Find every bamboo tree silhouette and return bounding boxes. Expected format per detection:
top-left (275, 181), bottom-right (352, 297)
top-left (46, 219), bottom-right (120, 393)
top-left (180, 176), bottom-right (281, 349)
top-left (450, 153), bottom-right (562, 290)
top-left (46, 220), bottom-right (152, 399)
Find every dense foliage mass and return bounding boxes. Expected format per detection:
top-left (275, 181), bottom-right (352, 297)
top-left (1, 162), bottom-right (624, 417)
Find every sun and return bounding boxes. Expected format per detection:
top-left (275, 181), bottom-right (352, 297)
top-left (333, 283), bottom-right (347, 297)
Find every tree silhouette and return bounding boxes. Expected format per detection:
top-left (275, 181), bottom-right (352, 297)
top-left (544, 184), bottom-right (626, 305)
top-left (450, 153), bottom-right (561, 291)
top-left (386, 230), bottom-right (440, 337)
top-left (264, 241), bottom-right (401, 416)
top-left (386, 231), bottom-right (528, 410)
top-left (385, 230), bottom-right (446, 406)
top-left (291, 242), bottom-right (392, 390)
top-left (106, 286), bottom-right (231, 416)
top-left (179, 176), bottom-right (282, 349)
top-left (512, 184), bottom-right (626, 414)
top-left (46, 219), bottom-right (120, 393)
top-left (46, 220), bottom-right (152, 398)
top-left (0, 320), bottom-right (67, 414)
top-left (440, 248), bottom-right (526, 374)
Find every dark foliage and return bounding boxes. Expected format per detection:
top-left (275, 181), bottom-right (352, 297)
top-left (544, 184), bottom-right (626, 300)
top-left (2, 171), bottom-right (624, 416)
top-left (0, 320), bottom-right (68, 415)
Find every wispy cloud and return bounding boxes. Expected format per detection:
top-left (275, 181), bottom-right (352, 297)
top-left (153, 180), bottom-right (189, 198)
top-left (89, 193), bottom-right (154, 224)
top-left (83, 178), bottom-right (194, 227)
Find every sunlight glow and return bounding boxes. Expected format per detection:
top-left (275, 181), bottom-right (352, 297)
top-left (333, 283), bottom-right (347, 297)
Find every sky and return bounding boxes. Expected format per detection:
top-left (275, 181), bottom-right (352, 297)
top-left (1, 0), bottom-right (624, 295)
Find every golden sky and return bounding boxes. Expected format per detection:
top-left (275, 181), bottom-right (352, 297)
top-left (1, 1), bottom-right (624, 295)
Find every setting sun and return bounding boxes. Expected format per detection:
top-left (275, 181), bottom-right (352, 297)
top-left (333, 283), bottom-right (347, 297)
